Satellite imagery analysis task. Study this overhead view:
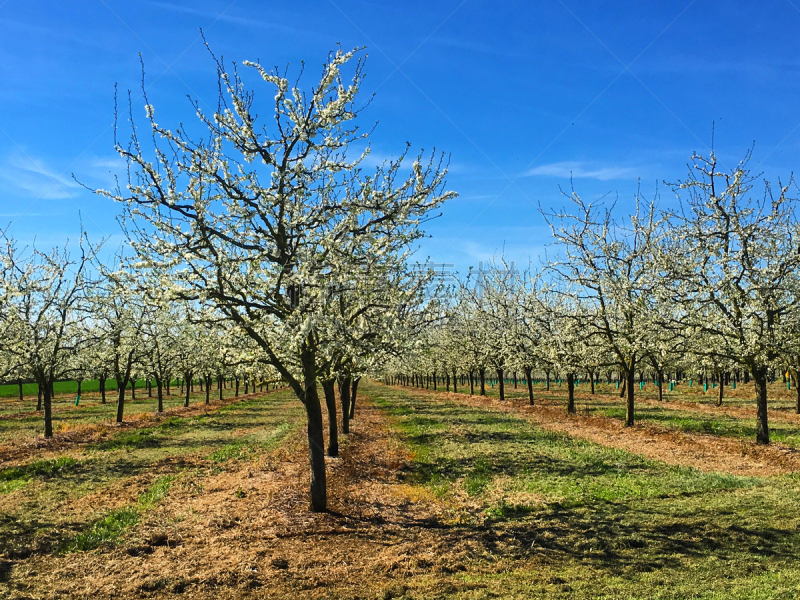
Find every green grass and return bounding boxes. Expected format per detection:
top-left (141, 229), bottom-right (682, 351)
top-left (0, 456), bottom-right (79, 481)
top-left (64, 475), bottom-right (175, 552)
top-left (456, 376), bottom-right (798, 407)
top-left (208, 422), bottom-right (294, 462)
top-left (65, 506), bottom-right (141, 552)
top-left (0, 378), bottom-right (172, 398)
top-left (376, 392), bottom-right (755, 511)
top-left (0, 383), bottom-right (258, 443)
top-left (596, 405), bottom-right (800, 449)
top-left (94, 429), bottom-right (160, 451)
top-left (0, 479), bottom-right (29, 494)
top-left (0, 457), bottom-right (80, 495)
top-left (427, 378), bottom-right (800, 450)
top-left (137, 475), bottom-right (175, 509)
top-left (371, 382), bottom-right (800, 599)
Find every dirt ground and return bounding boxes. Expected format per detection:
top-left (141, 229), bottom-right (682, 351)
top-left (9, 395), bottom-right (501, 600)
top-left (5, 383), bottom-right (800, 599)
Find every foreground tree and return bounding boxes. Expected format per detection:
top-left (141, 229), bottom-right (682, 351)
top-left (101, 46), bottom-right (455, 510)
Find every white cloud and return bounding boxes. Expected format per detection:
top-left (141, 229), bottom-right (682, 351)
top-left (357, 150), bottom-right (466, 174)
top-left (0, 154), bottom-right (81, 200)
top-left (357, 151), bottom-right (411, 170)
top-left (525, 161), bottom-right (639, 181)
top-left (90, 157), bottom-right (126, 170)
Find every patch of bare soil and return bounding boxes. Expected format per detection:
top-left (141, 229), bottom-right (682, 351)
top-left (394, 385), bottom-right (800, 477)
top-left (8, 397), bottom-right (515, 600)
top-left (0, 389), bottom-right (285, 469)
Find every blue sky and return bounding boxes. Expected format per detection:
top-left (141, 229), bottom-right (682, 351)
top-left (1, 0), bottom-right (799, 274)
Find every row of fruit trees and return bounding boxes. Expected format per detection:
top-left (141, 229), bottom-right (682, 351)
top-left (3, 46), bottom-right (800, 511)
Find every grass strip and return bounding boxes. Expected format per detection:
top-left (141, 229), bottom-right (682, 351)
top-left (208, 422), bottom-right (294, 463)
top-left (0, 457), bottom-right (79, 495)
top-left (63, 475), bottom-right (175, 552)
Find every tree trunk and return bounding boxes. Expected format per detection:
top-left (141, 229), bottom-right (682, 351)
top-left (589, 370), bottom-right (595, 395)
top-left (350, 377), bottom-right (359, 420)
top-left (218, 374), bottom-right (223, 402)
top-left (753, 365), bottom-right (770, 444)
top-left (184, 372), bottom-right (191, 407)
top-left (77, 379), bottom-right (82, 398)
top-left (717, 373), bottom-right (724, 407)
top-left (525, 367), bottom-right (534, 406)
top-left (147, 378), bottom-right (152, 397)
top-left (17, 379), bottom-right (23, 402)
top-left (513, 371), bottom-right (517, 389)
top-left (36, 383), bottom-right (42, 411)
top-left (791, 371), bottom-right (800, 415)
top-left (100, 377), bottom-right (106, 404)
top-left (235, 377), bottom-right (240, 397)
top-left (301, 351), bottom-right (327, 512)
top-left (796, 375), bottom-right (800, 415)
top-left (130, 379), bottom-right (136, 401)
top-left (446, 372), bottom-right (450, 392)
top-left (43, 377), bottom-right (53, 437)
top-left (545, 370), bottom-right (550, 391)
top-left (497, 368), bottom-right (505, 400)
top-left (469, 370), bottom-right (474, 395)
top-left (452, 370), bottom-right (458, 394)
top-left (156, 376), bottom-right (164, 413)
top-left (322, 379), bottom-right (338, 457)
top-left (625, 363), bottom-right (635, 427)
top-left (205, 375), bottom-right (211, 404)
top-left (657, 370), bottom-right (663, 402)
top-left (479, 368), bottom-right (486, 396)
top-left (339, 377), bottom-right (351, 434)
top-left (567, 373), bottom-right (576, 414)
top-left (620, 375), bottom-right (626, 398)
top-left (116, 379), bottom-right (127, 423)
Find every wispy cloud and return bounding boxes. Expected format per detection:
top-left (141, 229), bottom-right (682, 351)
top-left (358, 150), bottom-right (411, 170)
top-left (0, 154), bottom-right (81, 199)
top-left (90, 157), bottom-right (126, 170)
top-left (357, 150), bottom-right (465, 174)
top-left (525, 161), bottom-right (639, 181)
top-left (141, 1), bottom-right (307, 35)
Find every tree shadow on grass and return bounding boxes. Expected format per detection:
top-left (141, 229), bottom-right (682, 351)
top-left (0, 559), bottom-right (11, 582)
top-left (368, 389), bottom-right (798, 577)
top-left (326, 491), bottom-right (799, 579)
top-left (477, 501), bottom-right (799, 575)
